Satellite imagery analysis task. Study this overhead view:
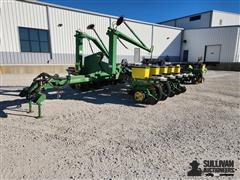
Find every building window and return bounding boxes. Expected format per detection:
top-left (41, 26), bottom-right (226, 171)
top-left (189, 15), bottom-right (201, 21)
top-left (19, 27), bottom-right (50, 53)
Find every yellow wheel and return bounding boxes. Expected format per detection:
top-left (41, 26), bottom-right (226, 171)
top-left (188, 65), bottom-right (193, 69)
top-left (198, 77), bottom-right (203, 83)
top-left (134, 91), bottom-right (145, 102)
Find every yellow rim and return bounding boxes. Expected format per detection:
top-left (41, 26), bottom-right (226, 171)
top-left (134, 91), bottom-right (145, 102)
top-left (188, 65), bottom-right (193, 69)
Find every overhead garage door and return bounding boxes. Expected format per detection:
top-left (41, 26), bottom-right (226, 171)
top-left (205, 45), bottom-right (221, 62)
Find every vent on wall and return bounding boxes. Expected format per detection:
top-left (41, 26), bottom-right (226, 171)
top-left (189, 15), bottom-right (201, 21)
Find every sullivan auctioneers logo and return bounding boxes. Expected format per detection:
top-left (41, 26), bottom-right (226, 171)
top-left (187, 160), bottom-right (236, 177)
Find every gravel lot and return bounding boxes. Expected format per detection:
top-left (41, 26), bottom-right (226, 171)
top-left (0, 71), bottom-right (240, 179)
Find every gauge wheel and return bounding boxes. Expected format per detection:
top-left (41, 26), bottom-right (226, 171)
top-left (179, 85), bottom-right (187, 93)
top-left (144, 96), bottom-right (158, 105)
top-left (191, 77), bottom-right (198, 84)
top-left (161, 93), bottom-right (168, 101)
top-left (155, 84), bottom-right (167, 101)
top-left (174, 85), bottom-right (182, 95)
top-left (168, 81), bottom-right (175, 97)
top-left (197, 77), bottom-right (203, 83)
top-left (144, 85), bottom-right (162, 105)
top-left (133, 91), bottom-right (145, 103)
top-left (160, 82), bottom-right (171, 100)
top-left (149, 84), bottom-right (163, 101)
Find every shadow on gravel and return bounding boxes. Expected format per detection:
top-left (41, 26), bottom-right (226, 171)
top-left (46, 85), bottom-right (145, 108)
top-left (0, 86), bottom-right (29, 118)
top-left (0, 98), bottom-right (28, 118)
top-left (0, 85), bottom-right (145, 118)
top-left (0, 86), bottom-right (25, 97)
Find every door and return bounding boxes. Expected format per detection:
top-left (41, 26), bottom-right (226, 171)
top-left (134, 48), bottom-right (140, 63)
top-left (205, 45), bottom-right (221, 62)
top-left (183, 50), bottom-right (188, 62)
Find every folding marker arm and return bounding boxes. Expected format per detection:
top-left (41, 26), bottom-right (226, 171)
top-left (107, 28), bottom-right (152, 53)
top-left (75, 31), bottom-right (109, 71)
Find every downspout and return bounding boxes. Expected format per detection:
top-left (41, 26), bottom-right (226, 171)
top-left (179, 29), bottom-right (184, 62)
top-left (151, 25), bottom-right (154, 60)
top-left (209, 11), bottom-right (213, 27)
top-left (46, 6), bottom-right (53, 60)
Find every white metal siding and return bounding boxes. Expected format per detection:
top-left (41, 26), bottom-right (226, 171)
top-left (234, 28), bottom-right (240, 62)
top-left (110, 18), bottom-right (182, 62)
top-left (152, 26), bottom-right (181, 60)
top-left (176, 12), bottom-right (211, 29)
top-left (0, 0), bottom-right (182, 65)
top-left (160, 20), bottom-right (175, 27)
top-left (110, 18), bottom-right (153, 62)
top-left (182, 27), bottom-right (239, 63)
top-left (1, 0), bottom-right (49, 64)
top-left (211, 11), bottom-right (240, 27)
top-left (48, 7), bottom-right (110, 64)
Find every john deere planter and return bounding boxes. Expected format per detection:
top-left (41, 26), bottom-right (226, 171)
top-left (19, 16), bottom-right (205, 118)
top-left (180, 63), bottom-right (207, 84)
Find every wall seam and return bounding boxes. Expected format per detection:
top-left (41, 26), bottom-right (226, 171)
top-left (209, 11), bottom-right (213, 27)
top-left (179, 30), bottom-right (184, 61)
top-left (46, 6), bottom-right (53, 60)
top-left (233, 28), bottom-right (240, 62)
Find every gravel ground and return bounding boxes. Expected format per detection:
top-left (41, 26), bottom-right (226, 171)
top-left (0, 71), bottom-right (240, 179)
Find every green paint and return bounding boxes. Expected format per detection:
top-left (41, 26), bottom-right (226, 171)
top-left (19, 17), bottom-right (157, 118)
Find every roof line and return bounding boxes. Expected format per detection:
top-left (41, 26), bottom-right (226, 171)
top-left (158, 10), bottom-right (240, 24)
top-left (212, 10), bottom-right (240, 16)
top-left (17, 0), bottom-right (183, 30)
top-left (184, 25), bottom-right (240, 30)
top-left (157, 10), bottom-right (213, 24)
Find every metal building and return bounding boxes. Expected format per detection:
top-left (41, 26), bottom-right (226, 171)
top-left (182, 26), bottom-right (240, 64)
top-left (1, 1), bottom-right (239, 73)
top-left (0, 0), bottom-right (182, 73)
top-left (159, 10), bottom-right (240, 68)
top-left (159, 10), bottom-right (240, 29)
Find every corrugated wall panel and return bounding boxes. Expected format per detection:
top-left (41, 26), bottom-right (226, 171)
top-left (1, 0), bottom-right (182, 65)
top-left (160, 21), bottom-right (176, 27)
top-left (48, 7), bottom-right (110, 64)
top-left (182, 27), bottom-right (239, 63)
top-left (211, 11), bottom-right (240, 27)
top-left (152, 26), bottom-right (182, 61)
top-left (110, 18), bottom-right (153, 62)
top-left (234, 28), bottom-right (240, 62)
top-left (176, 12), bottom-right (211, 29)
top-left (1, 0), bottom-right (50, 64)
